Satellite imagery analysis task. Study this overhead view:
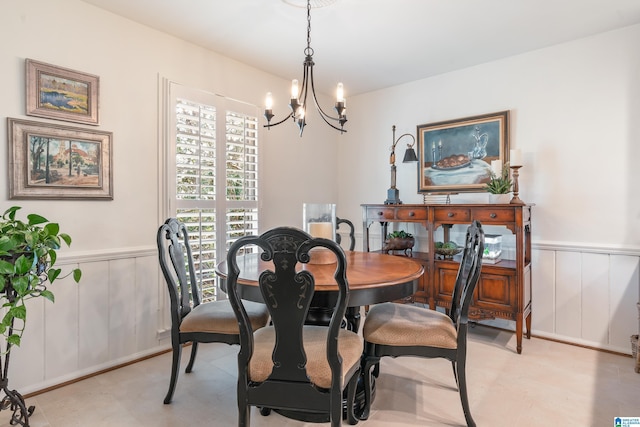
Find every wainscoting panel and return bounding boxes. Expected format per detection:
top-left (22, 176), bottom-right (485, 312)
top-left (109, 258), bottom-right (138, 361)
top-left (582, 253), bottom-right (611, 344)
top-left (525, 246), bottom-right (639, 354)
top-left (11, 297), bottom-right (46, 391)
top-left (136, 255), bottom-right (163, 352)
top-left (531, 249), bottom-right (555, 333)
top-left (8, 250), bottom-right (166, 395)
top-left (78, 260), bottom-right (111, 370)
top-left (554, 251), bottom-right (583, 339)
top-left (609, 254), bottom-right (640, 347)
top-left (44, 273), bottom-right (80, 381)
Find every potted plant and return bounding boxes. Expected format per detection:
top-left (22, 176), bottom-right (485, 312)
top-left (485, 162), bottom-right (513, 203)
top-left (0, 206), bottom-right (81, 425)
top-left (383, 230), bottom-right (415, 255)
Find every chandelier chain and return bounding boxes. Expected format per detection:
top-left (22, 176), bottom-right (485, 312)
top-left (306, 0), bottom-right (313, 55)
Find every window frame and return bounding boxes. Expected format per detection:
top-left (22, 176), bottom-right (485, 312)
top-left (160, 79), bottom-right (261, 302)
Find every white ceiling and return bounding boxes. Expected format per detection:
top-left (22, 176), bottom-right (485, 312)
top-left (82, 0), bottom-right (640, 96)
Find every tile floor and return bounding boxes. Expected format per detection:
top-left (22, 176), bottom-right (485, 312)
top-left (2, 326), bottom-right (639, 426)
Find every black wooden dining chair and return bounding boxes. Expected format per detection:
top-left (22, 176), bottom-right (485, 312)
top-left (226, 226), bottom-right (363, 427)
top-left (336, 217), bottom-right (356, 251)
top-left (156, 218), bottom-right (269, 404)
top-left (360, 220), bottom-right (484, 426)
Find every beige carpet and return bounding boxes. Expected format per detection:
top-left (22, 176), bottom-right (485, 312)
top-left (3, 325), bottom-right (639, 426)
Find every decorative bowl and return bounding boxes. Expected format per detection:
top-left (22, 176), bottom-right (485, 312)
top-left (434, 246), bottom-right (462, 259)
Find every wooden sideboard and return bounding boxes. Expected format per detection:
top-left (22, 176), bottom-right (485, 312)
top-left (362, 203), bottom-right (533, 354)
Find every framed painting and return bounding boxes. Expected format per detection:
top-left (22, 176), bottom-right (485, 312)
top-left (417, 110), bottom-right (510, 194)
top-left (26, 59), bottom-right (99, 125)
top-left (8, 118), bottom-right (113, 200)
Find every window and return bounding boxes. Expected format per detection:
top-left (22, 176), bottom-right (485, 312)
top-left (165, 83), bottom-right (260, 302)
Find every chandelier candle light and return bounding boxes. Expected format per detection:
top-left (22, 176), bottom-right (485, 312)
top-left (263, 0), bottom-right (347, 136)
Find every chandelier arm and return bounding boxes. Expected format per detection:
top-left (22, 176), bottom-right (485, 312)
top-left (263, 111), bottom-right (294, 128)
top-left (314, 108), bottom-right (348, 132)
top-left (308, 64), bottom-right (343, 123)
top-left (300, 61), bottom-right (311, 111)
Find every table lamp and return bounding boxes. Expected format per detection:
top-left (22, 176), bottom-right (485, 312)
top-left (385, 125), bottom-right (419, 205)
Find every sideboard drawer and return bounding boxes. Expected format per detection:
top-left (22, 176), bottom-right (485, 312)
top-left (434, 208), bottom-right (471, 222)
top-left (473, 208), bottom-right (515, 223)
top-left (367, 207), bottom-right (395, 220)
top-left (396, 208), bottom-right (427, 220)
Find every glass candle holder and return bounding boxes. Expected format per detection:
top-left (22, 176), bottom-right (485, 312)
top-left (303, 203), bottom-right (336, 264)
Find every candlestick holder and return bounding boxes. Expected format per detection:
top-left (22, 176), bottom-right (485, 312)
top-left (509, 166), bottom-right (525, 205)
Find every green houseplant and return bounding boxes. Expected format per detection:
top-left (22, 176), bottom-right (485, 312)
top-left (383, 230), bottom-right (415, 255)
top-left (485, 162), bottom-right (513, 195)
top-left (0, 206), bottom-right (81, 348)
top-left (0, 206), bottom-right (81, 425)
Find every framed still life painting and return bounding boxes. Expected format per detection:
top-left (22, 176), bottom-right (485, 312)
top-left (417, 111), bottom-right (510, 194)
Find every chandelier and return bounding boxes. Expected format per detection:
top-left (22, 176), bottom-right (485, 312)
top-left (264, 0), bottom-right (347, 136)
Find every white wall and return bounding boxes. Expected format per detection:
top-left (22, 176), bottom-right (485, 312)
top-left (1, 0), bottom-right (639, 394)
top-left (0, 0), bottom-right (338, 394)
top-left (340, 24), bottom-right (640, 353)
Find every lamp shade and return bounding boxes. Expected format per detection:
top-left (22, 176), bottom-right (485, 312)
top-left (402, 148), bottom-right (418, 163)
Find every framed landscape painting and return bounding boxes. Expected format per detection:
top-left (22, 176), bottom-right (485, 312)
top-left (8, 118), bottom-right (113, 200)
top-left (26, 59), bottom-right (100, 125)
top-left (417, 111), bottom-right (510, 194)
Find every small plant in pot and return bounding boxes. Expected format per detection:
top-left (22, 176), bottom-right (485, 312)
top-left (485, 162), bottom-right (513, 202)
top-left (0, 206), bottom-right (81, 425)
top-left (383, 230), bottom-right (415, 256)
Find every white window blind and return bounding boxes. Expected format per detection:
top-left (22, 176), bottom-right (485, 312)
top-left (166, 83), bottom-right (260, 302)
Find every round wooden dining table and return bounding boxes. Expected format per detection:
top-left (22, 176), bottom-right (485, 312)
top-left (216, 250), bottom-right (423, 422)
top-left (215, 251), bottom-right (424, 331)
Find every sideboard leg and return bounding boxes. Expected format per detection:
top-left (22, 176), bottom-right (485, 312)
top-left (516, 317), bottom-right (523, 354)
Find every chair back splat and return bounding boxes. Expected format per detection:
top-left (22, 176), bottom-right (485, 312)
top-left (450, 220), bottom-right (485, 345)
top-left (360, 220), bottom-right (484, 426)
top-left (226, 226), bottom-right (362, 427)
top-left (336, 217), bottom-right (356, 251)
top-left (157, 218), bottom-right (269, 404)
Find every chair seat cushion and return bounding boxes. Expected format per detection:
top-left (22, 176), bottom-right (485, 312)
top-left (249, 325), bottom-right (363, 389)
top-left (180, 300), bottom-right (269, 334)
top-left (363, 303), bottom-right (458, 349)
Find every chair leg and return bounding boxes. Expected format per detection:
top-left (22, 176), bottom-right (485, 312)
top-left (238, 396), bottom-right (250, 427)
top-left (456, 358), bottom-right (476, 427)
top-left (164, 342), bottom-right (182, 404)
top-left (345, 368), bottom-right (360, 425)
top-left (331, 386), bottom-right (342, 427)
top-left (185, 342), bottom-right (198, 373)
top-left (359, 355), bottom-right (379, 420)
top-left (372, 362), bottom-right (380, 378)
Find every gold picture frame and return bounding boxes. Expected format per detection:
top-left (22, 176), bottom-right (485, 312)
top-left (8, 118), bottom-right (113, 200)
top-left (26, 59), bottom-right (99, 125)
top-left (417, 111), bottom-right (510, 194)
